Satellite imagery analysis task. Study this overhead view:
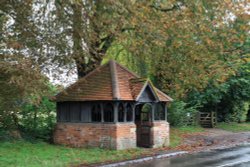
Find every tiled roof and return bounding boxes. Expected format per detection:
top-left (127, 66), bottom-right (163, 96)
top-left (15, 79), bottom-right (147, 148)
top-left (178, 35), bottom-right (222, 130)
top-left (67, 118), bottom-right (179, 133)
top-left (129, 78), bottom-right (147, 100)
top-left (55, 60), bottom-right (173, 102)
top-left (155, 88), bottom-right (173, 102)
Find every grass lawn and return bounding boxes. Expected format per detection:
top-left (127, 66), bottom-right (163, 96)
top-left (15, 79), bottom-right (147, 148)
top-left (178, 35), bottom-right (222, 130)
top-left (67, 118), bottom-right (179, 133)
top-left (0, 141), bottom-right (148, 167)
top-left (217, 122), bottom-right (250, 132)
top-left (169, 126), bottom-right (204, 148)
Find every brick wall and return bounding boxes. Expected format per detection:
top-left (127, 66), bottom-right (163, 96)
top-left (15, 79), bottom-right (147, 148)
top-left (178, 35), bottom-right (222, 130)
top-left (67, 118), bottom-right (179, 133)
top-left (53, 122), bottom-right (136, 150)
top-left (151, 121), bottom-right (170, 148)
top-left (53, 121), bottom-right (169, 150)
top-left (116, 123), bottom-right (136, 149)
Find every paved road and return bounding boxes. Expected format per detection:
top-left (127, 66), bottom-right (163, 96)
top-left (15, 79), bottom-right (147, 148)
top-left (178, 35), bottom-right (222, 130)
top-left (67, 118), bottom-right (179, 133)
top-left (126, 145), bottom-right (250, 167)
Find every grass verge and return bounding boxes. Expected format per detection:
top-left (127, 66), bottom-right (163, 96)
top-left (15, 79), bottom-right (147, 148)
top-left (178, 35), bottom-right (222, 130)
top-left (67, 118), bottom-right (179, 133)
top-left (170, 126), bottom-right (204, 148)
top-left (0, 126), bottom-right (206, 166)
top-left (217, 122), bottom-right (250, 132)
top-left (0, 141), bottom-right (147, 167)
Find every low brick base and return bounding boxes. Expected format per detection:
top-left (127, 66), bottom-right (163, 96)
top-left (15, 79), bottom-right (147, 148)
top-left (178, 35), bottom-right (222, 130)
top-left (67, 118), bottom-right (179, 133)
top-left (151, 121), bottom-right (170, 148)
top-left (53, 122), bottom-right (136, 150)
top-left (53, 121), bottom-right (169, 150)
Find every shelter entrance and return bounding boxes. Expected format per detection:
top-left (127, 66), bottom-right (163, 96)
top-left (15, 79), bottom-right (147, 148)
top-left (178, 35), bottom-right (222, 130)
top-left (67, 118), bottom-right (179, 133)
top-left (135, 103), bottom-right (153, 147)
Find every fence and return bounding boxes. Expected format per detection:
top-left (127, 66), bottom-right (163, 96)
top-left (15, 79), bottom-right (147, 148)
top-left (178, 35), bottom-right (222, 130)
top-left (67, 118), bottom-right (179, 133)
top-left (198, 112), bottom-right (217, 128)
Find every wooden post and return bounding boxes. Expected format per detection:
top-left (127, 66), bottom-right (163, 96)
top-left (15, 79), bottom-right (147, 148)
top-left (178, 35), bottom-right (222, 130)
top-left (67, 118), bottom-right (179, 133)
top-left (196, 112), bottom-right (200, 126)
top-left (132, 103), bottom-right (135, 122)
top-left (151, 103), bottom-right (155, 122)
top-left (56, 103), bottom-right (60, 122)
top-left (215, 112), bottom-right (217, 127)
top-left (164, 103), bottom-right (168, 121)
top-left (114, 102), bottom-right (118, 123)
top-left (124, 102), bottom-right (127, 122)
top-left (211, 112), bottom-right (214, 128)
top-left (101, 102), bottom-right (104, 123)
top-left (79, 102), bottom-right (82, 122)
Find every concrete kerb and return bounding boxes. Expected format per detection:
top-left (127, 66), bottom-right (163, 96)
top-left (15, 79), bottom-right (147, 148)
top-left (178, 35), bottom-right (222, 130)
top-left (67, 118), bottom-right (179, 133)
top-left (99, 151), bottom-right (188, 167)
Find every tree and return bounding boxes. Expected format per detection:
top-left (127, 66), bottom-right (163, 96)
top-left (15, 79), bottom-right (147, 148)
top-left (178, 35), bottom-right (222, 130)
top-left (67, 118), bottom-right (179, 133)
top-left (0, 55), bottom-right (49, 130)
top-left (188, 62), bottom-right (250, 122)
top-left (1, 0), bottom-right (249, 96)
top-left (105, 1), bottom-right (249, 98)
top-left (20, 85), bottom-right (56, 141)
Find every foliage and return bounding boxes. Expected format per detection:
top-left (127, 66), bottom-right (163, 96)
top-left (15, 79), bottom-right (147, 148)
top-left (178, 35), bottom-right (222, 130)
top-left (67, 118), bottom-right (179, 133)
top-left (0, 129), bottom-right (12, 141)
top-left (0, 0), bottom-right (134, 77)
top-left (168, 101), bottom-right (199, 127)
top-left (228, 101), bottom-right (249, 123)
top-left (217, 122), bottom-right (250, 132)
top-left (0, 57), bottom-right (57, 140)
top-left (1, 1), bottom-right (249, 96)
top-left (20, 94), bottom-right (56, 141)
top-left (188, 62), bottom-right (250, 122)
top-left (0, 141), bottom-right (146, 167)
top-left (0, 55), bottom-right (49, 130)
top-left (105, 1), bottom-right (249, 98)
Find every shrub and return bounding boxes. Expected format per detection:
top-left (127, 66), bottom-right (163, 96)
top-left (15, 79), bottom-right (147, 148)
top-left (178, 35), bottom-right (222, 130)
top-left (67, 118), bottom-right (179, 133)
top-left (224, 101), bottom-right (250, 123)
top-left (168, 101), bottom-right (198, 127)
top-left (0, 83), bottom-right (57, 142)
top-left (19, 96), bottom-right (56, 142)
top-left (187, 62), bottom-right (250, 123)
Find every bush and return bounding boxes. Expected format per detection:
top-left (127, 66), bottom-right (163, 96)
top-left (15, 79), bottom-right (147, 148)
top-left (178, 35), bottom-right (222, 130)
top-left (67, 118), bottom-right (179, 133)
top-left (168, 101), bottom-right (198, 127)
top-left (0, 83), bottom-right (57, 142)
top-left (224, 101), bottom-right (250, 123)
top-left (187, 62), bottom-right (250, 123)
top-left (19, 96), bottom-right (56, 142)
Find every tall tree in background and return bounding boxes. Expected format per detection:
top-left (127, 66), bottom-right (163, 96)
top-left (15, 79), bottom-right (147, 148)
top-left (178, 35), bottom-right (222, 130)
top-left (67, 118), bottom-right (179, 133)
top-left (1, 0), bottom-right (249, 96)
top-left (107, 0), bottom-right (249, 97)
top-left (56, 0), bottom-right (133, 77)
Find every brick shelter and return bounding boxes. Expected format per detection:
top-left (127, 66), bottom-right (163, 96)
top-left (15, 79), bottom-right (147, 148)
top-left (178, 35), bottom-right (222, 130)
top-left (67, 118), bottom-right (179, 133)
top-left (53, 60), bottom-right (173, 150)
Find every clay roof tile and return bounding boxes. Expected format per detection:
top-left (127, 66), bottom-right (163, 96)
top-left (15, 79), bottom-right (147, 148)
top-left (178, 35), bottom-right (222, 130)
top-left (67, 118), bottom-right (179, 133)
top-left (55, 60), bottom-right (172, 102)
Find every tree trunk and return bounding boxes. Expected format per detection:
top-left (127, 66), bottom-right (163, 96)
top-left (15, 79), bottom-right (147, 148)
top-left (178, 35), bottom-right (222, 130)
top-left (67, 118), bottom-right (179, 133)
top-left (33, 106), bottom-right (37, 130)
top-left (72, 2), bottom-right (114, 78)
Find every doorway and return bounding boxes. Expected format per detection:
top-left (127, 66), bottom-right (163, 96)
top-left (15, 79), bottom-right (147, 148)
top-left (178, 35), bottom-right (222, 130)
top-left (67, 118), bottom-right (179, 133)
top-left (135, 103), bottom-right (152, 147)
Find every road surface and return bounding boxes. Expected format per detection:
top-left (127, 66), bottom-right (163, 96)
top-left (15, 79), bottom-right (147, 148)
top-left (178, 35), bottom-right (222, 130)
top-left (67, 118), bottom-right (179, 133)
top-left (125, 145), bottom-right (250, 167)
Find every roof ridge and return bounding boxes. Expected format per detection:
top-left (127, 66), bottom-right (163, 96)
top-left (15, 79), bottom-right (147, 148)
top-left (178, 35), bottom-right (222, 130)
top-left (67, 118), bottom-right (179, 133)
top-left (130, 77), bottom-right (147, 83)
top-left (109, 60), bottom-right (120, 100)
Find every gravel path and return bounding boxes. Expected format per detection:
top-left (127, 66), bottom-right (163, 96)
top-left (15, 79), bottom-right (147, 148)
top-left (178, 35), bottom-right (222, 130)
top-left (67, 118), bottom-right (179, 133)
top-left (179, 128), bottom-right (250, 153)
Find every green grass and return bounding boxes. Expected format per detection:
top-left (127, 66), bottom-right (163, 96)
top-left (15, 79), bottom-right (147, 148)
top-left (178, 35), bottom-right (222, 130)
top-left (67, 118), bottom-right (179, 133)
top-left (217, 122), bottom-right (250, 132)
top-left (170, 126), bottom-right (204, 148)
top-left (0, 126), bottom-right (206, 166)
top-left (0, 141), bottom-right (147, 167)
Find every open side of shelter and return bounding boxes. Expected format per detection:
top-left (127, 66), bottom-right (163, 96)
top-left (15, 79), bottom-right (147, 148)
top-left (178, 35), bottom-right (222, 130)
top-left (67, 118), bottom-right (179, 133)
top-left (53, 60), bottom-right (172, 150)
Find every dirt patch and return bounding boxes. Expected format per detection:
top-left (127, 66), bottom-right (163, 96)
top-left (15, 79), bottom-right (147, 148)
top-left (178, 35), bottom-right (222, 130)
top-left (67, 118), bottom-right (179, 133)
top-left (79, 129), bottom-right (250, 166)
top-left (175, 128), bottom-right (250, 153)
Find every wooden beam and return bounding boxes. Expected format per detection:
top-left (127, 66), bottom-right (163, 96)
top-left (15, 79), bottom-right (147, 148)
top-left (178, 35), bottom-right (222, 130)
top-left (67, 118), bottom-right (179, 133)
top-left (164, 103), bottom-right (168, 121)
top-left (132, 103), bottom-right (135, 122)
top-left (101, 102), bottom-right (104, 123)
top-left (151, 103), bottom-right (155, 122)
top-left (114, 102), bottom-right (118, 123)
top-left (124, 102), bottom-right (127, 122)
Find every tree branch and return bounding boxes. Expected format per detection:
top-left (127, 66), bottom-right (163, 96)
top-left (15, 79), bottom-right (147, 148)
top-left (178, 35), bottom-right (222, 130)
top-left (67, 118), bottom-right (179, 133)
top-left (150, 1), bottom-right (185, 12)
